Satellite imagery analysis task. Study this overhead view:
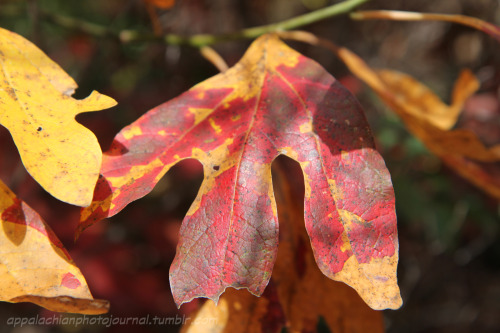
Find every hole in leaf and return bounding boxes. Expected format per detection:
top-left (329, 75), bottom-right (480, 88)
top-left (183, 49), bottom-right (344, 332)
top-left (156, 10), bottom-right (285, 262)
top-left (152, 158), bottom-right (204, 218)
top-left (213, 165), bottom-right (220, 171)
top-left (37, 127), bottom-right (43, 132)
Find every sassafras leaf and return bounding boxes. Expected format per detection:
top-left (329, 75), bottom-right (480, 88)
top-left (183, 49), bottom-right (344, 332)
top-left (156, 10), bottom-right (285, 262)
top-left (80, 34), bottom-right (401, 310)
top-left (0, 179), bottom-right (108, 314)
top-left (0, 27), bottom-right (116, 207)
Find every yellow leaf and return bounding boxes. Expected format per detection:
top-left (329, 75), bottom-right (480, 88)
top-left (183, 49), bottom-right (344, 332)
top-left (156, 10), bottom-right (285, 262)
top-left (0, 179), bottom-right (108, 314)
top-left (0, 28), bottom-right (117, 207)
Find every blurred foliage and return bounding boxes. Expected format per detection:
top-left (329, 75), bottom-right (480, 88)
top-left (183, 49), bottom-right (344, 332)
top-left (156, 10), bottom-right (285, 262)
top-left (0, 0), bottom-right (499, 332)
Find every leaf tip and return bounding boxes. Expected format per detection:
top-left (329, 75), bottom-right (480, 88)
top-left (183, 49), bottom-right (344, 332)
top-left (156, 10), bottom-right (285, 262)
top-left (77, 90), bottom-right (118, 112)
top-left (359, 278), bottom-right (403, 310)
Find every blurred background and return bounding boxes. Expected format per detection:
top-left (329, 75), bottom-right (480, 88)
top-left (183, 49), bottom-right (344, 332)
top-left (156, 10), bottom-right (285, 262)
top-left (0, 0), bottom-right (499, 332)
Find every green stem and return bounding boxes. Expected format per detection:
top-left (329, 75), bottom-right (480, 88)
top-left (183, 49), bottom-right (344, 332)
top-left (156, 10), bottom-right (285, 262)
top-left (43, 0), bottom-right (370, 46)
top-left (41, 11), bottom-right (114, 38)
top-left (247, 0), bottom-right (370, 32)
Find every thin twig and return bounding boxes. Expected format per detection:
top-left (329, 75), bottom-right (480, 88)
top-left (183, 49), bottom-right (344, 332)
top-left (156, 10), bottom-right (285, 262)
top-left (277, 30), bottom-right (340, 54)
top-left (39, 0), bottom-right (370, 47)
top-left (41, 10), bottom-right (114, 38)
top-left (351, 10), bottom-right (500, 42)
top-left (200, 46), bottom-right (229, 72)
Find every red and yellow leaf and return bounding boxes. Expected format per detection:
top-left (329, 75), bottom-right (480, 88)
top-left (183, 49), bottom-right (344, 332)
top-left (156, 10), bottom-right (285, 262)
top-left (80, 34), bottom-right (401, 310)
top-left (270, 159), bottom-right (385, 330)
top-left (0, 27), bottom-right (116, 207)
top-left (182, 159), bottom-right (385, 332)
top-left (0, 179), bottom-right (108, 314)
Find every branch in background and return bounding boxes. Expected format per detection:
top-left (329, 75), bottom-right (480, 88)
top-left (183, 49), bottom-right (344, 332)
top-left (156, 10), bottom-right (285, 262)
top-left (40, 10), bottom-right (114, 38)
top-left (37, 0), bottom-right (369, 47)
top-left (351, 10), bottom-right (500, 42)
top-left (27, 0), bottom-right (41, 45)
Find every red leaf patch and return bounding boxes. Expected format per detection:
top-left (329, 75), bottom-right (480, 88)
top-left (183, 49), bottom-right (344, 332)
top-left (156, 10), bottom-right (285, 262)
top-left (80, 34), bottom-right (401, 310)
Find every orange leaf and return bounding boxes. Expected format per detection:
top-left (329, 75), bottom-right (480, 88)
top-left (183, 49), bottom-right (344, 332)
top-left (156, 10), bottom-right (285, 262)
top-left (181, 287), bottom-right (279, 333)
top-left (441, 156), bottom-right (500, 200)
top-left (334, 46), bottom-right (500, 199)
top-left (0, 180), bottom-right (108, 314)
top-left (374, 70), bottom-right (500, 161)
top-left (143, 0), bottom-right (175, 9)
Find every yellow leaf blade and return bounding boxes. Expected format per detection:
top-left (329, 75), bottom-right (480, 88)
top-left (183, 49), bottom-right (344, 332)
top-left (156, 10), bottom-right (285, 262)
top-left (0, 180), bottom-right (108, 314)
top-left (0, 27), bottom-right (117, 207)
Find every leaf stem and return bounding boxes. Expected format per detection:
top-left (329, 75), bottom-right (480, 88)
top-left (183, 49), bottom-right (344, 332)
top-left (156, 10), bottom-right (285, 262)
top-left (41, 10), bottom-right (114, 38)
top-left (200, 46), bottom-right (229, 72)
top-left (41, 0), bottom-right (370, 47)
top-left (351, 10), bottom-right (500, 42)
